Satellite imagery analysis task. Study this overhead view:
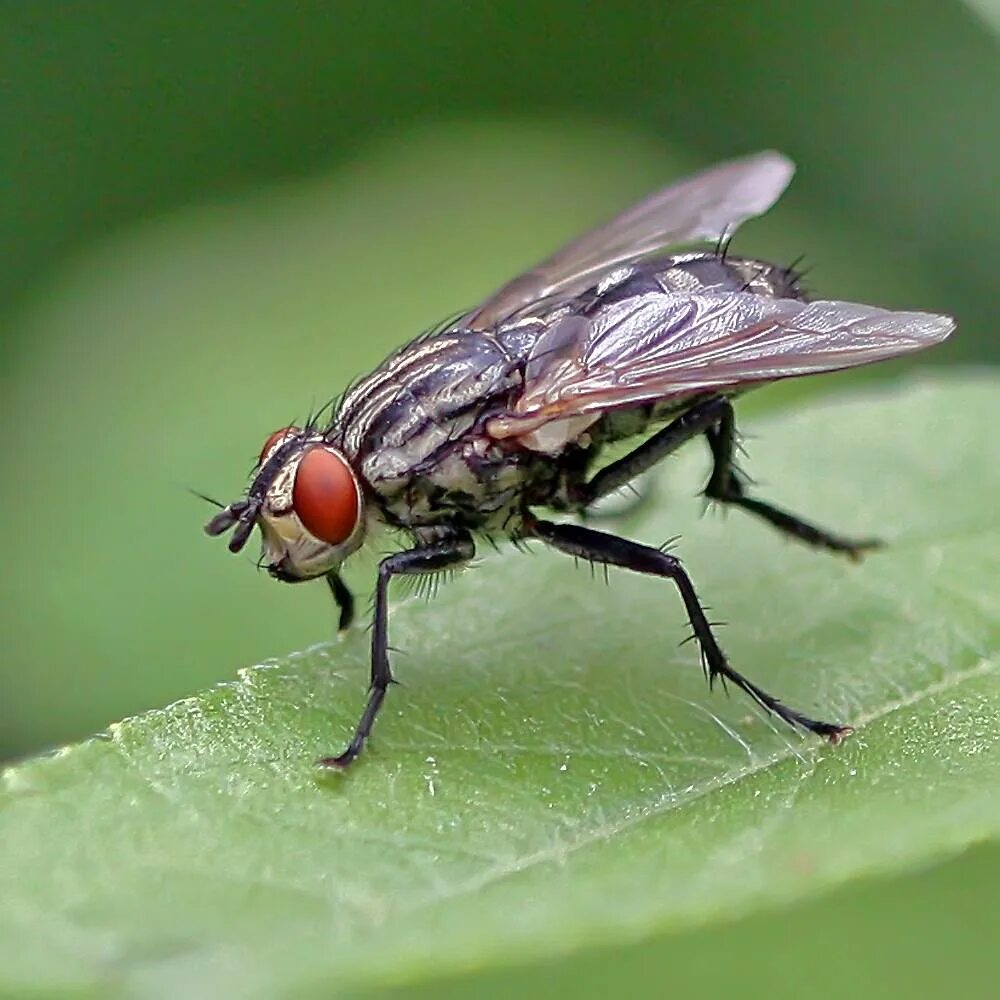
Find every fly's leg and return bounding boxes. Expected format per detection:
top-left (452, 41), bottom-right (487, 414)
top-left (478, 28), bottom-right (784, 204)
top-left (576, 397), bottom-right (732, 508)
top-left (526, 516), bottom-right (852, 743)
top-left (704, 399), bottom-right (881, 560)
top-left (325, 572), bottom-right (355, 632)
top-left (577, 396), bottom-right (880, 559)
top-left (318, 532), bottom-right (475, 769)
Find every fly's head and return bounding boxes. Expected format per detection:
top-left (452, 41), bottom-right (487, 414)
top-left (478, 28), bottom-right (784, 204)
top-left (204, 426), bottom-right (366, 582)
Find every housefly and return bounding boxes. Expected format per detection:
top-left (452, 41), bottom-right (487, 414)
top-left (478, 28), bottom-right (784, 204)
top-left (205, 151), bottom-right (954, 767)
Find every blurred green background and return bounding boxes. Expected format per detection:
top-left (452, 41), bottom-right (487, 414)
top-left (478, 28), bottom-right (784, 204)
top-left (2, 1), bottom-right (998, 994)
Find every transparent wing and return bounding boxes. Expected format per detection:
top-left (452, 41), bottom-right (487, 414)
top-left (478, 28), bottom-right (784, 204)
top-left (488, 291), bottom-right (955, 445)
top-left (462, 151), bottom-right (795, 330)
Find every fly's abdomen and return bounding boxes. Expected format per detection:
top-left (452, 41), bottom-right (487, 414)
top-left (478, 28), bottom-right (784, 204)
top-left (588, 251), bottom-right (806, 309)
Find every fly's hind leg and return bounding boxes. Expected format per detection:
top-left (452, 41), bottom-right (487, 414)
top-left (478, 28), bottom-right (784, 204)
top-left (571, 394), bottom-right (879, 555)
top-left (574, 397), bottom-right (732, 511)
top-left (526, 516), bottom-right (851, 743)
top-left (703, 399), bottom-right (882, 560)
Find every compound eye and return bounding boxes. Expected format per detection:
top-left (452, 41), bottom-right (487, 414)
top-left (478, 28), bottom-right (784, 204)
top-left (292, 446), bottom-right (360, 545)
top-left (259, 426), bottom-right (300, 466)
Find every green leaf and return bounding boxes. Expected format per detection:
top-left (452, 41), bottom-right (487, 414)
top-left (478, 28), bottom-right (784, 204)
top-left (3, 375), bottom-right (998, 999)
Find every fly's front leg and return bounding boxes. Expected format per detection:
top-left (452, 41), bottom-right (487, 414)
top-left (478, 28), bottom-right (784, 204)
top-left (526, 516), bottom-right (851, 743)
top-left (325, 572), bottom-right (355, 632)
top-left (318, 531), bottom-right (475, 769)
top-left (704, 399), bottom-right (881, 560)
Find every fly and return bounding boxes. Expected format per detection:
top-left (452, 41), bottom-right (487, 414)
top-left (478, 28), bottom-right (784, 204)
top-left (204, 151), bottom-right (954, 767)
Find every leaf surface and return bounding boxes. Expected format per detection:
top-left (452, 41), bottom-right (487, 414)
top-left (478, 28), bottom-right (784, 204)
top-left (2, 375), bottom-right (998, 999)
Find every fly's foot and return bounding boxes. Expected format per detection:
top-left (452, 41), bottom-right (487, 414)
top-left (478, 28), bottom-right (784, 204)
top-left (316, 737), bottom-right (365, 770)
top-left (823, 723), bottom-right (855, 745)
top-left (701, 638), bottom-right (851, 743)
top-left (837, 537), bottom-right (885, 563)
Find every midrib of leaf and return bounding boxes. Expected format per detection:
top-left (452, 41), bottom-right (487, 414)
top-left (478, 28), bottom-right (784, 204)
top-left (418, 655), bottom-right (998, 909)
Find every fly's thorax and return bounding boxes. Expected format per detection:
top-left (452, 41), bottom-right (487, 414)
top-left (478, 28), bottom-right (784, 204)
top-left (337, 330), bottom-right (524, 477)
top-left (329, 328), bottom-right (533, 533)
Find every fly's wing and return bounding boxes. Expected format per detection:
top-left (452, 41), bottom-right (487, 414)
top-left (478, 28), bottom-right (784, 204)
top-left (488, 291), bottom-right (955, 448)
top-left (461, 151), bottom-right (795, 331)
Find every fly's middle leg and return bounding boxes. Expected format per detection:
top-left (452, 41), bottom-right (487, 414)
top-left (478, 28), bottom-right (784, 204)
top-left (703, 399), bottom-right (882, 560)
top-left (525, 516), bottom-right (851, 743)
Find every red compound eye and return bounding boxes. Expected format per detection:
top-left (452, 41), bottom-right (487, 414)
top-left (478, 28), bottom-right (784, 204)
top-left (258, 426), bottom-right (300, 465)
top-left (292, 446), bottom-right (361, 545)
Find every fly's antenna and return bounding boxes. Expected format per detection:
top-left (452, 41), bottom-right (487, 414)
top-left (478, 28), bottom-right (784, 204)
top-left (204, 497), bottom-right (260, 553)
top-left (228, 508), bottom-right (259, 552)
